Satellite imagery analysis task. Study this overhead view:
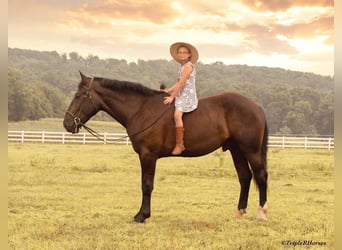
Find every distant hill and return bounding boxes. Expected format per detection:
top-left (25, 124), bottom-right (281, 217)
top-left (8, 47), bottom-right (333, 135)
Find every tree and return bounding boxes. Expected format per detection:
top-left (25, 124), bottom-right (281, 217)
top-left (8, 68), bottom-right (67, 121)
top-left (69, 52), bottom-right (82, 62)
top-left (313, 92), bottom-right (334, 135)
top-left (8, 69), bottom-right (30, 121)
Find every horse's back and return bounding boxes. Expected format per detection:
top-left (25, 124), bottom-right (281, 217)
top-left (186, 92), bottom-right (265, 126)
top-left (218, 92), bottom-right (265, 125)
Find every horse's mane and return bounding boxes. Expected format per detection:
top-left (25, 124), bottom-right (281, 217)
top-left (96, 77), bottom-right (162, 96)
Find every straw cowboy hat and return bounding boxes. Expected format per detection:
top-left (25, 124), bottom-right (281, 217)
top-left (170, 42), bottom-right (199, 64)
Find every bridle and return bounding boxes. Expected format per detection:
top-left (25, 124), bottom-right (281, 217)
top-left (66, 78), bottom-right (171, 143)
top-left (66, 78), bottom-right (105, 142)
top-left (67, 110), bottom-right (105, 142)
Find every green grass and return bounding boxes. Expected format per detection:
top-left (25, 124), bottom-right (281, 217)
top-left (8, 143), bottom-right (334, 249)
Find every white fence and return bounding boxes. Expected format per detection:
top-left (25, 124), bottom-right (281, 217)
top-left (268, 136), bottom-right (334, 150)
top-left (8, 130), bottom-right (334, 150)
top-left (8, 130), bottom-right (130, 145)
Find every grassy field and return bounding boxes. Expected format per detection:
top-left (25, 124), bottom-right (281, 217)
top-left (8, 142), bottom-right (334, 249)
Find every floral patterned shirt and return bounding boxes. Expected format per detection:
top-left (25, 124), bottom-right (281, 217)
top-left (175, 61), bottom-right (198, 112)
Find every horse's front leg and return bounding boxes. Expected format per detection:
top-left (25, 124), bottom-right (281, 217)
top-left (133, 153), bottom-right (157, 223)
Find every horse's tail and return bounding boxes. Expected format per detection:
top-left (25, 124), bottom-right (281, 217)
top-left (261, 120), bottom-right (268, 168)
top-left (252, 113), bottom-right (269, 192)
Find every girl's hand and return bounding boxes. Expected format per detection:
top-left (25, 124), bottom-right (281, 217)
top-left (163, 96), bottom-right (174, 105)
top-left (161, 87), bottom-right (171, 93)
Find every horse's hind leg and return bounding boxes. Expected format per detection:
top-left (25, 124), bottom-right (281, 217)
top-left (246, 152), bottom-right (268, 220)
top-left (229, 143), bottom-right (252, 218)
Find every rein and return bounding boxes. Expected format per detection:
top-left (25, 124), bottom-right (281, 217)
top-left (67, 105), bottom-right (171, 143)
top-left (66, 112), bottom-right (107, 142)
top-left (127, 104), bottom-right (171, 138)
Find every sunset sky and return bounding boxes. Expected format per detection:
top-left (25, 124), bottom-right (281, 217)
top-left (8, 0), bottom-right (334, 76)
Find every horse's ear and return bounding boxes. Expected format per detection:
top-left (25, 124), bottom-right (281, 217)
top-left (79, 71), bottom-right (91, 85)
top-left (79, 70), bottom-right (87, 81)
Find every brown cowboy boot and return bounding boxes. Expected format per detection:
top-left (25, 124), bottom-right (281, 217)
top-left (172, 126), bottom-right (185, 155)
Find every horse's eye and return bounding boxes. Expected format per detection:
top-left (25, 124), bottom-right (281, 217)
top-left (75, 93), bottom-right (81, 98)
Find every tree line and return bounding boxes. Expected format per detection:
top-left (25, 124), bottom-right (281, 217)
top-left (8, 47), bottom-right (333, 136)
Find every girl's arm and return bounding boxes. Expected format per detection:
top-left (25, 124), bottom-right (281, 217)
top-left (163, 64), bottom-right (193, 104)
top-left (163, 84), bottom-right (177, 94)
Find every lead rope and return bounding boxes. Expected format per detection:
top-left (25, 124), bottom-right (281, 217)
top-left (69, 114), bottom-right (106, 142)
top-left (82, 123), bottom-right (106, 142)
top-left (127, 104), bottom-right (171, 138)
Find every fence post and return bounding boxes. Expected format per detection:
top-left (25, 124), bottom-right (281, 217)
top-left (282, 136), bottom-right (285, 149)
top-left (218, 148), bottom-right (224, 176)
top-left (104, 132), bottom-right (107, 144)
top-left (328, 137), bottom-right (331, 150)
top-left (21, 130), bottom-right (24, 143)
top-left (42, 131), bottom-right (45, 143)
top-left (62, 132), bottom-right (65, 144)
top-left (83, 132), bottom-right (86, 144)
top-left (304, 136), bottom-right (307, 149)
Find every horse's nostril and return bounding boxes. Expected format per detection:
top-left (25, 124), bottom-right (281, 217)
top-left (63, 116), bottom-right (74, 133)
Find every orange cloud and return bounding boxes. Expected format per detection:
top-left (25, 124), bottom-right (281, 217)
top-left (67, 0), bottom-right (176, 24)
top-left (193, 1), bottom-right (334, 56)
top-left (179, 1), bottom-right (229, 17)
top-left (241, 0), bottom-right (333, 12)
top-left (237, 24), bottom-right (299, 55)
top-left (222, 13), bottom-right (333, 56)
top-left (274, 16), bottom-right (333, 40)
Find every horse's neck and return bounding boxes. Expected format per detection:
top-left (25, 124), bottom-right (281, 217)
top-left (99, 90), bottom-right (146, 128)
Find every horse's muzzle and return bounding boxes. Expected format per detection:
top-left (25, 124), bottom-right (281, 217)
top-left (63, 116), bottom-right (80, 134)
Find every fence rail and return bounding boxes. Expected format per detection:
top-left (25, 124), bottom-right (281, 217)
top-left (8, 130), bottom-right (130, 145)
top-left (8, 130), bottom-right (334, 149)
top-left (268, 136), bottom-right (334, 150)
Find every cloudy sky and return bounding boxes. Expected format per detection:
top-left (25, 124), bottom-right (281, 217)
top-left (8, 0), bottom-right (334, 76)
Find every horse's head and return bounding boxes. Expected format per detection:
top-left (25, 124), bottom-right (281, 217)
top-left (63, 71), bottom-right (100, 133)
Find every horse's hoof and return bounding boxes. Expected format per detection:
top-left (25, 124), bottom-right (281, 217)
top-left (256, 212), bottom-right (267, 220)
top-left (256, 213), bottom-right (267, 220)
top-left (133, 212), bottom-right (150, 223)
top-left (133, 218), bottom-right (145, 223)
top-left (256, 203), bottom-right (268, 221)
top-left (133, 215), bottom-right (145, 223)
top-left (132, 220), bottom-right (144, 224)
top-left (234, 209), bottom-right (247, 218)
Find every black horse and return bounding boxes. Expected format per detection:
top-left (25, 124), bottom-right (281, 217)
top-left (63, 72), bottom-right (268, 222)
